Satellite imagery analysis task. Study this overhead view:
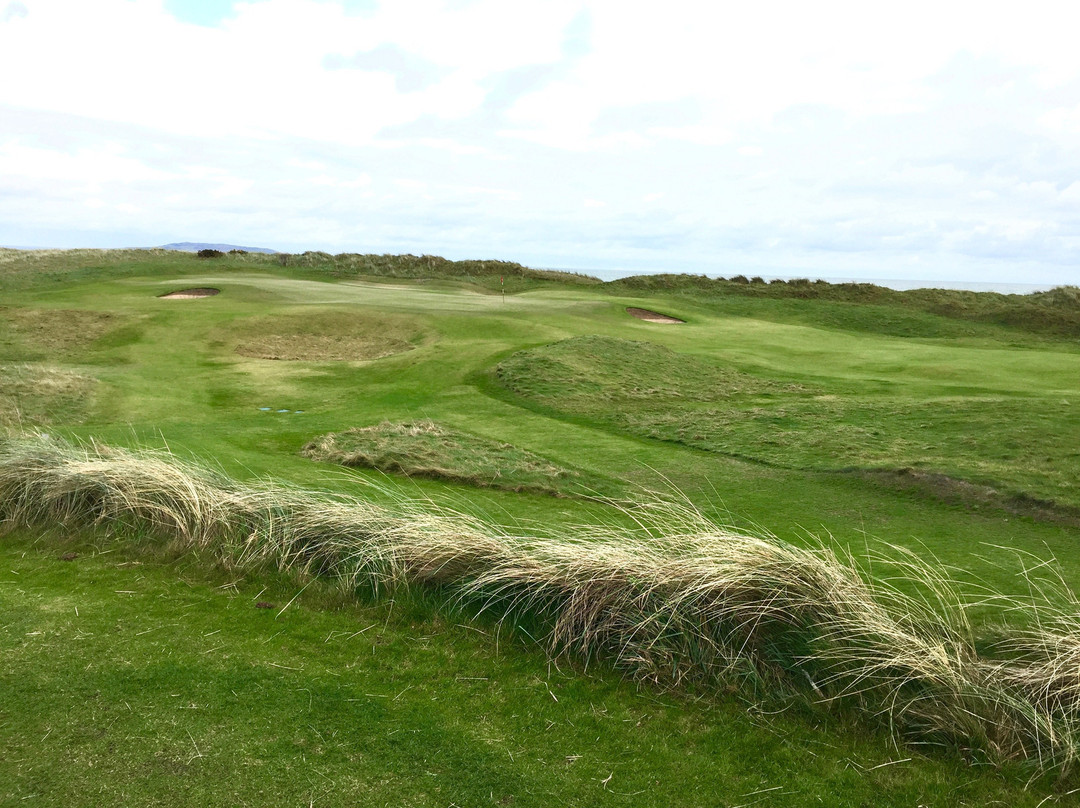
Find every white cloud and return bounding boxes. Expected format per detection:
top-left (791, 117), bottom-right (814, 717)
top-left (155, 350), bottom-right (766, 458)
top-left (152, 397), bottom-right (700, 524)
top-left (1, 2), bottom-right (28, 22)
top-left (1, 0), bottom-right (1080, 284)
top-left (0, 140), bottom-right (174, 183)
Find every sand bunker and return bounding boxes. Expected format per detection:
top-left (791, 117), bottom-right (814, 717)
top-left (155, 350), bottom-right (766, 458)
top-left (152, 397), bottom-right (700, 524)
top-left (159, 288), bottom-right (220, 299)
top-left (626, 307), bottom-right (685, 324)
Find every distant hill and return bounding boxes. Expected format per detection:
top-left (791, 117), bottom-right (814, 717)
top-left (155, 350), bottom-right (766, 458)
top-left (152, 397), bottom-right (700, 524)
top-left (161, 242), bottom-right (277, 254)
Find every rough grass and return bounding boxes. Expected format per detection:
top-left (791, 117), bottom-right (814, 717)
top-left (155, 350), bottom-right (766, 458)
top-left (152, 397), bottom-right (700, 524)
top-left (495, 335), bottom-right (796, 402)
top-left (496, 336), bottom-right (1080, 512)
top-left (0, 306), bottom-right (123, 359)
top-left (5, 436), bottom-right (1080, 775)
top-left (0, 248), bottom-right (599, 297)
top-left (302, 420), bottom-right (604, 496)
top-left (609, 274), bottom-right (1080, 339)
top-left (218, 310), bottom-right (427, 361)
top-left (0, 365), bottom-right (96, 427)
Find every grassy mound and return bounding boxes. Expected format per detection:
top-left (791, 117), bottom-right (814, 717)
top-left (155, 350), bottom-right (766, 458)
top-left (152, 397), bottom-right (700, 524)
top-left (5, 435), bottom-right (1080, 774)
top-left (0, 365), bottom-right (96, 427)
top-left (302, 420), bottom-right (600, 496)
top-left (495, 335), bottom-right (792, 403)
top-left (0, 306), bottom-right (123, 359)
top-left (609, 275), bottom-right (1080, 338)
top-left (219, 310), bottom-right (427, 361)
top-left (495, 336), bottom-right (1080, 511)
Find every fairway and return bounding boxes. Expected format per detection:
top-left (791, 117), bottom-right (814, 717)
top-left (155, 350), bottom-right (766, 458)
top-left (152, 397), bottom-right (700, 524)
top-left (3, 249), bottom-right (1080, 805)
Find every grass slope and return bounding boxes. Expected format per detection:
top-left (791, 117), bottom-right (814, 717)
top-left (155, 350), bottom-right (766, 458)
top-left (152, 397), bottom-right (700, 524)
top-left (495, 335), bottom-right (1080, 513)
top-left (6, 532), bottom-right (1049, 808)
top-left (303, 420), bottom-right (609, 496)
top-left (4, 248), bottom-right (1080, 802)
top-left (0, 364), bottom-right (97, 427)
top-left (610, 274), bottom-right (1080, 339)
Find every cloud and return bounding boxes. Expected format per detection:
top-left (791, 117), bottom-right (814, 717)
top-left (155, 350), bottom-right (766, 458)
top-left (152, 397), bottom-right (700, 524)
top-left (592, 99), bottom-right (701, 138)
top-left (2, 0), bottom-right (1080, 285)
top-left (1, 2), bottom-right (27, 23)
top-left (560, 8), bottom-right (591, 59)
top-left (162, 0), bottom-right (237, 28)
top-left (325, 44), bottom-right (446, 93)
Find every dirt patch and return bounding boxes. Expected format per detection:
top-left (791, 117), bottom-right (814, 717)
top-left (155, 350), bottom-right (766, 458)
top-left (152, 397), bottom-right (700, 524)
top-left (159, 288), bottom-right (220, 299)
top-left (626, 307), bottom-right (684, 324)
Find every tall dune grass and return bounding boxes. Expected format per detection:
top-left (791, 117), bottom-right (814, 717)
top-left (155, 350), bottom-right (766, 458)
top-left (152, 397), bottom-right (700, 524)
top-left (2, 435), bottom-right (1080, 773)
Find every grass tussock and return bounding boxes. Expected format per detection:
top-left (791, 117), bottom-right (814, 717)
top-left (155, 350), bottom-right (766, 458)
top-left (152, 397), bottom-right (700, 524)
top-left (302, 420), bottom-right (599, 496)
top-left (4, 435), bottom-right (1080, 773)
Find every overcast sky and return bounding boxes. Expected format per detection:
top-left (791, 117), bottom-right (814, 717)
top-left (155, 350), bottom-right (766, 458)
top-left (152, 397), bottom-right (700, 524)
top-left (2, 0), bottom-right (1079, 283)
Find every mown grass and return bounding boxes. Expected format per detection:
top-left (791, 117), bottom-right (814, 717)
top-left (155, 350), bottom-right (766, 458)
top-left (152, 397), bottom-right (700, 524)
top-left (303, 420), bottom-right (611, 497)
top-left (5, 248), bottom-right (1080, 802)
top-left (495, 336), bottom-right (1080, 512)
top-left (6, 530), bottom-right (1054, 808)
top-left (8, 436), bottom-right (1080, 781)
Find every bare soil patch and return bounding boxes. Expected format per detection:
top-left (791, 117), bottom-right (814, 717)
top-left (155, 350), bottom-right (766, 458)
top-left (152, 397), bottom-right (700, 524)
top-left (159, 288), bottom-right (220, 299)
top-left (626, 307), bottom-right (684, 324)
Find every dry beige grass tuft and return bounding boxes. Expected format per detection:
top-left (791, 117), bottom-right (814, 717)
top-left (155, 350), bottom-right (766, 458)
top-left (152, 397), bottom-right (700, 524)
top-left (3, 435), bottom-right (1080, 772)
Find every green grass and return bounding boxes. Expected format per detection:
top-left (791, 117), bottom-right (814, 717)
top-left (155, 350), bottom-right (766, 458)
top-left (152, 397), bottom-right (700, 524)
top-left (213, 308), bottom-right (429, 361)
top-left (5, 248), bottom-right (1080, 802)
top-left (609, 274), bottom-right (1080, 339)
top-left (495, 335), bottom-right (1080, 513)
top-left (0, 364), bottom-right (97, 427)
top-left (6, 531), bottom-right (1056, 808)
top-left (303, 419), bottom-right (613, 497)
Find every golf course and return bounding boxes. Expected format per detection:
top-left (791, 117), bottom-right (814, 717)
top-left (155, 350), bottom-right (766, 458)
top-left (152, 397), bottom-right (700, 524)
top-left (3, 247), bottom-right (1080, 806)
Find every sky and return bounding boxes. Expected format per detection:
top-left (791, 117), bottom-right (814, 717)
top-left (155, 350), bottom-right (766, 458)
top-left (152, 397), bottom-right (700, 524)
top-left (1, 0), bottom-right (1079, 284)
